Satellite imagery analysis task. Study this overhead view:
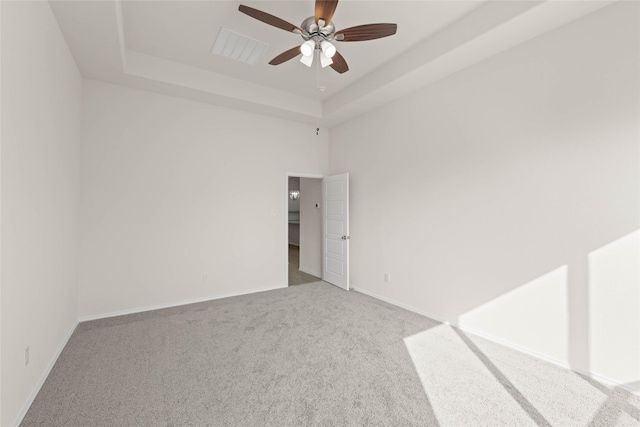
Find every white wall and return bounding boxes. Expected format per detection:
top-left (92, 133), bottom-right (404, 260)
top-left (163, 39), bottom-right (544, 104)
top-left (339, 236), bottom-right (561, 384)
top-left (299, 178), bottom-right (322, 277)
top-left (0, 2), bottom-right (4, 424)
top-left (79, 80), bottom-right (328, 318)
top-left (0, 2), bottom-right (82, 425)
top-left (329, 2), bottom-right (639, 390)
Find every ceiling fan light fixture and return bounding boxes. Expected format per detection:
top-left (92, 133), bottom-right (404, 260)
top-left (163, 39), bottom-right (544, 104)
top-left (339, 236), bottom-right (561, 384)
top-left (300, 40), bottom-right (315, 57)
top-left (300, 53), bottom-right (314, 67)
top-left (320, 51), bottom-right (333, 68)
top-left (238, 2), bottom-right (398, 74)
top-left (320, 40), bottom-right (336, 58)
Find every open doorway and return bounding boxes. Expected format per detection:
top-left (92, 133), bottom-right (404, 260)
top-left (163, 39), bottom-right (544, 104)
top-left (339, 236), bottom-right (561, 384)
top-left (287, 175), bottom-right (323, 286)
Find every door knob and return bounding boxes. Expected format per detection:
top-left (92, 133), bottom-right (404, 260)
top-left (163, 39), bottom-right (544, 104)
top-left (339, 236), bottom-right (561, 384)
top-left (341, 236), bottom-right (350, 240)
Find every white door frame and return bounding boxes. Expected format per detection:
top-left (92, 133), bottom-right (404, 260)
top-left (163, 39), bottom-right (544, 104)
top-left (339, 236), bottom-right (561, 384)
top-left (285, 172), bottom-right (324, 287)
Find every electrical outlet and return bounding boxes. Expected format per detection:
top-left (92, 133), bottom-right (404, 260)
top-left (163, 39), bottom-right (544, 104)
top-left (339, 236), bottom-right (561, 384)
top-left (25, 346), bottom-right (29, 366)
top-left (384, 273), bottom-right (391, 284)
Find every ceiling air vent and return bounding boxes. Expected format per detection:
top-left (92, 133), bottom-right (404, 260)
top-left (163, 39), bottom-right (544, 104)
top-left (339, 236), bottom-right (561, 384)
top-left (211, 28), bottom-right (269, 65)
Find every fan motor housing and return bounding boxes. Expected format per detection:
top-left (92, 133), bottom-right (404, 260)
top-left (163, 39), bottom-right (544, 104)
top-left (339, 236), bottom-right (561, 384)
top-left (300, 16), bottom-right (336, 43)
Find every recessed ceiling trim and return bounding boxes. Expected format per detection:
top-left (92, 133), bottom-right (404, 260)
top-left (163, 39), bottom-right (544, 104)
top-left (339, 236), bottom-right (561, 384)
top-left (125, 50), bottom-right (321, 120)
top-left (211, 28), bottom-right (268, 66)
top-left (50, 0), bottom-right (621, 128)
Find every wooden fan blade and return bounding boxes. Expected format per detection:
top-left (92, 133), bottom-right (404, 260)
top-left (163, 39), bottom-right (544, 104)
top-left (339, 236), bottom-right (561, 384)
top-left (315, 0), bottom-right (339, 25)
top-left (269, 46), bottom-right (301, 65)
top-left (239, 5), bottom-right (301, 33)
top-left (330, 51), bottom-right (349, 74)
top-left (335, 23), bottom-right (397, 42)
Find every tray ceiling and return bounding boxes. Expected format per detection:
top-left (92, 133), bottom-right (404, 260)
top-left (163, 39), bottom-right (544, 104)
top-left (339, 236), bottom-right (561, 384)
top-left (50, 0), bottom-right (614, 127)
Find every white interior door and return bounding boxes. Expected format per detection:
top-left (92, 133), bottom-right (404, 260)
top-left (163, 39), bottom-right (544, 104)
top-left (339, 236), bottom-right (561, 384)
top-left (322, 173), bottom-right (349, 290)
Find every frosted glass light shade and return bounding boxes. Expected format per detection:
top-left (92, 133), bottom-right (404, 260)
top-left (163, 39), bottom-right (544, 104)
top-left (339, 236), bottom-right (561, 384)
top-left (300, 40), bottom-right (315, 57)
top-left (320, 51), bottom-right (333, 68)
top-left (300, 54), bottom-right (313, 67)
top-left (320, 41), bottom-right (336, 58)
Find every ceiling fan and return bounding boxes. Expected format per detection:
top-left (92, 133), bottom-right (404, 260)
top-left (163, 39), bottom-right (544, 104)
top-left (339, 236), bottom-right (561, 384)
top-left (238, 0), bottom-right (397, 74)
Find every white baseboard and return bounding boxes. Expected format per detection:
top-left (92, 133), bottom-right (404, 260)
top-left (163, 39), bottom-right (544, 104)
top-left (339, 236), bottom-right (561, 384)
top-left (457, 324), bottom-right (640, 396)
top-left (351, 286), bottom-right (640, 397)
top-left (78, 284), bottom-right (287, 322)
top-left (13, 319), bottom-right (79, 427)
top-left (299, 267), bottom-right (321, 278)
top-left (352, 286), bottom-right (451, 324)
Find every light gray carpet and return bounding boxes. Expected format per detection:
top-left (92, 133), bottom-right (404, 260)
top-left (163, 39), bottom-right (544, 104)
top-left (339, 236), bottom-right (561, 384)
top-left (21, 282), bottom-right (640, 426)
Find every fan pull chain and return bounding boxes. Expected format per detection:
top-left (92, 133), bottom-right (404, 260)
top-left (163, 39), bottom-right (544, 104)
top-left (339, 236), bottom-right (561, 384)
top-left (316, 50), bottom-right (321, 136)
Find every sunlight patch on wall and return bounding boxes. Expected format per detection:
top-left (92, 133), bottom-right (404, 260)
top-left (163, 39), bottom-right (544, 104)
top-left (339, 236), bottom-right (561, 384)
top-left (589, 229), bottom-right (640, 387)
top-left (458, 266), bottom-right (569, 362)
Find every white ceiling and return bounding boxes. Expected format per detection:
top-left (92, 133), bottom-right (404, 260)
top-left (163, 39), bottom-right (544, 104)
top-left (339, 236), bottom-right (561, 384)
top-left (121, 1), bottom-right (483, 99)
top-left (50, 0), bottom-right (615, 127)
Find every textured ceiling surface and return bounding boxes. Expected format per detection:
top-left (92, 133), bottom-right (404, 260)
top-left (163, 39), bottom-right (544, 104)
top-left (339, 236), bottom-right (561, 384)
top-left (50, 0), bottom-right (614, 126)
top-left (121, 1), bottom-right (483, 99)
